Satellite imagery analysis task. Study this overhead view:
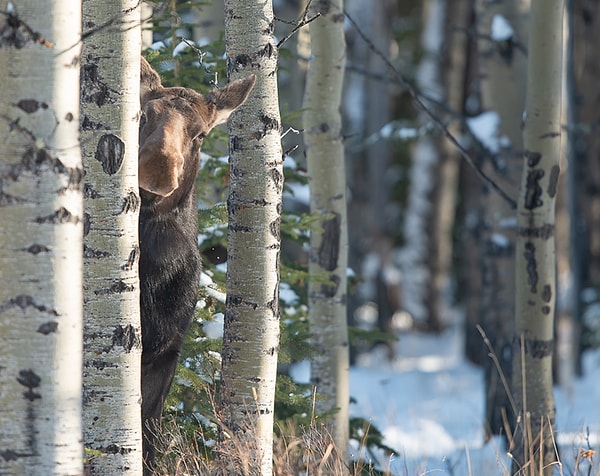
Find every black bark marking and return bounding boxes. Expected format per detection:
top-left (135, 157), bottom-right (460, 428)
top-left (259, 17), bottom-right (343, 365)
top-left (515, 337), bottom-right (554, 358)
top-left (81, 61), bottom-right (116, 107)
top-left (112, 324), bottom-right (140, 353)
top-left (102, 444), bottom-right (132, 455)
top-left (542, 305), bottom-right (551, 315)
top-left (547, 165), bottom-right (560, 198)
top-left (37, 321), bottom-right (58, 335)
top-left (523, 242), bottom-right (538, 293)
top-left (3, 143), bottom-right (80, 185)
top-left (64, 112), bottom-right (74, 122)
top-left (540, 131), bottom-right (560, 139)
top-left (0, 295), bottom-right (58, 315)
top-left (84, 183), bottom-right (101, 199)
top-left (83, 212), bottom-right (91, 236)
top-left (83, 244), bottom-right (111, 259)
top-left (81, 115), bottom-right (106, 131)
top-left (541, 284), bottom-right (552, 303)
top-left (34, 207), bottom-right (79, 224)
top-left (0, 8), bottom-right (52, 48)
top-left (22, 244), bottom-right (50, 254)
top-left (227, 295), bottom-right (259, 310)
top-left (17, 369), bottom-right (41, 401)
top-left (525, 150), bottom-right (542, 167)
top-left (270, 218), bottom-right (280, 241)
top-left (518, 224), bottom-right (554, 240)
top-left (94, 279), bottom-right (134, 296)
top-left (0, 191), bottom-right (23, 205)
top-left (524, 169), bottom-right (544, 209)
top-left (95, 134), bottom-right (125, 175)
top-left (318, 213), bottom-right (341, 271)
top-left (120, 190), bottom-right (140, 214)
top-left (255, 113), bottom-right (280, 140)
top-left (121, 246), bottom-right (139, 271)
top-left (321, 273), bottom-right (341, 298)
top-left (319, 122), bottom-right (330, 133)
top-left (16, 99), bottom-right (47, 114)
top-left (230, 135), bottom-right (242, 152)
top-left (271, 168), bottom-right (283, 188)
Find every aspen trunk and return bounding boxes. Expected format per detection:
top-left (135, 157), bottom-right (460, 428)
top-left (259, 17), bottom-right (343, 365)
top-left (81, 1), bottom-right (143, 473)
top-left (475, 0), bottom-right (528, 439)
top-left (303, 0), bottom-right (350, 454)
top-left (0, 1), bottom-right (83, 474)
top-left (217, 1), bottom-right (283, 474)
top-left (512, 1), bottom-right (564, 473)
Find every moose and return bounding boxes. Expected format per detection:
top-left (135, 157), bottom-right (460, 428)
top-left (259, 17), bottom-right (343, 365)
top-left (138, 57), bottom-right (255, 473)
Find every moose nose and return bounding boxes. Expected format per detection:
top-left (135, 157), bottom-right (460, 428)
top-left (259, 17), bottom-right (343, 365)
top-left (138, 145), bottom-right (184, 197)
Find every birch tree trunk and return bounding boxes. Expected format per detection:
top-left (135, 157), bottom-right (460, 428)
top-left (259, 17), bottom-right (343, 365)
top-left (216, 1), bottom-right (283, 474)
top-left (475, 0), bottom-right (527, 439)
top-left (0, 1), bottom-right (83, 474)
top-left (81, 1), bottom-right (143, 473)
top-left (302, 0), bottom-right (350, 454)
top-left (512, 1), bottom-right (563, 473)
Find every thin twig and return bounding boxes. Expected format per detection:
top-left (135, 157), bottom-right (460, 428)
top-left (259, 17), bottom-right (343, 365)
top-left (276, 0), bottom-right (321, 49)
top-left (344, 9), bottom-right (517, 210)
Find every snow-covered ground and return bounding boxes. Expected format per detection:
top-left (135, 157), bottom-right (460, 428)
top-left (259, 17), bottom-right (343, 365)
top-left (290, 322), bottom-right (600, 476)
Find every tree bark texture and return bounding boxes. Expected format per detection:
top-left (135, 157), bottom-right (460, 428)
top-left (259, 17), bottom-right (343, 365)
top-left (303, 0), bottom-right (350, 455)
top-left (475, 0), bottom-right (528, 439)
top-left (217, 1), bottom-right (283, 474)
top-left (0, 1), bottom-right (83, 474)
top-left (81, 1), bottom-right (143, 473)
top-left (512, 1), bottom-right (563, 473)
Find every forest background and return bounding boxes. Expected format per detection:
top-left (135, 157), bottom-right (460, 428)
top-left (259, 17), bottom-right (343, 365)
top-left (1, 0), bottom-right (599, 475)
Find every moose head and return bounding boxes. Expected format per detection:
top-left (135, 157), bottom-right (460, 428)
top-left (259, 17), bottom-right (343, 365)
top-left (139, 57), bottom-right (256, 201)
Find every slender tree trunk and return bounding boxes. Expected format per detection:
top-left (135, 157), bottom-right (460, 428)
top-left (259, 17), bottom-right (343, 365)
top-left (0, 1), bottom-right (83, 474)
top-left (81, 2), bottom-right (143, 473)
top-left (400, 0), bottom-right (447, 331)
top-left (475, 0), bottom-right (528, 439)
top-left (216, 1), bottom-right (283, 474)
top-left (303, 0), bottom-right (350, 455)
top-left (571, 0), bottom-right (600, 376)
top-left (512, 1), bottom-right (564, 473)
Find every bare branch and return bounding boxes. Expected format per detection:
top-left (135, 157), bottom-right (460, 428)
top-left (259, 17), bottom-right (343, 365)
top-left (275, 0), bottom-right (321, 49)
top-left (343, 8), bottom-right (517, 210)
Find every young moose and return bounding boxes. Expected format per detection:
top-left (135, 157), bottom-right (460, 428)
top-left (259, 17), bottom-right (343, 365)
top-left (138, 57), bottom-right (255, 473)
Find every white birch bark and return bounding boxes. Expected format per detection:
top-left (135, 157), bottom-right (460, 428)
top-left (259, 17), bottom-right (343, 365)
top-left (302, 0), bottom-right (350, 455)
top-left (0, 1), bottom-right (83, 474)
top-left (81, 1), bottom-right (143, 473)
top-left (217, 1), bottom-right (283, 474)
top-left (512, 1), bottom-right (564, 473)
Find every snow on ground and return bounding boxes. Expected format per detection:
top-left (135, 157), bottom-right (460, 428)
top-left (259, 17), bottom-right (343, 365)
top-left (290, 322), bottom-right (600, 475)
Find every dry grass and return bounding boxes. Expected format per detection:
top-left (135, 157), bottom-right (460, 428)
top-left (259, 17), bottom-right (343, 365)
top-left (152, 414), bottom-right (387, 476)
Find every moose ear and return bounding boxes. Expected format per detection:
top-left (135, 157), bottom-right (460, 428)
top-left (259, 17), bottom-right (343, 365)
top-left (208, 74), bottom-right (257, 126)
top-left (140, 56), bottom-right (162, 103)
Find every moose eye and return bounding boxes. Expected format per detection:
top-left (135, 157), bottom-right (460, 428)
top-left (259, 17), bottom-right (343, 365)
top-left (140, 112), bottom-right (147, 127)
top-left (195, 132), bottom-right (207, 142)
